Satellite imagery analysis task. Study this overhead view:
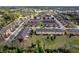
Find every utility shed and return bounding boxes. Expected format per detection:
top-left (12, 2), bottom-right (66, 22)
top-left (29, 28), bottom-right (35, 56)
top-left (36, 28), bottom-right (65, 35)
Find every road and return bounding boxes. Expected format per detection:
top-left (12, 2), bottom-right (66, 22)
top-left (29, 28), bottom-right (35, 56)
top-left (5, 19), bottom-right (28, 47)
top-left (5, 22), bottom-right (24, 47)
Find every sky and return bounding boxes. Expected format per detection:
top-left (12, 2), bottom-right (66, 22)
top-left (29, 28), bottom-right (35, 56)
top-left (0, 0), bottom-right (79, 6)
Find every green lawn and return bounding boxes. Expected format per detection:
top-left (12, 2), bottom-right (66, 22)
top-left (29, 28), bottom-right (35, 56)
top-left (31, 35), bottom-right (79, 52)
top-left (0, 35), bottom-right (79, 53)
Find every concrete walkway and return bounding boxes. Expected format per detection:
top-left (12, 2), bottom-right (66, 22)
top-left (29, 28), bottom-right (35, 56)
top-left (53, 16), bottom-right (66, 30)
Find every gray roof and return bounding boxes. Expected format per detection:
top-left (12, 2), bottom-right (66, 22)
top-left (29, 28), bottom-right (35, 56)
top-left (16, 28), bottom-right (32, 39)
top-left (36, 28), bottom-right (64, 32)
top-left (66, 29), bottom-right (79, 33)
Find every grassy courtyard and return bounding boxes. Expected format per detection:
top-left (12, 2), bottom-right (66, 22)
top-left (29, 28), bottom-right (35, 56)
top-left (31, 35), bottom-right (79, 53)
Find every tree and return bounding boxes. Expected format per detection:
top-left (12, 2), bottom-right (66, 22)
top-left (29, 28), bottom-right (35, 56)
top-left (26, 8), bottom-right (36, 19)
top-left (47, 35), bottom-right (50, 39)
top-left (53, 34), bottom-right (56, 39)
top-left (39, 22), bottom-right (45, 28)
top-left (69, 34), bottom-right (73, 38)
top-left (50, 36), bottom-right (54, 41)
top-left (35, 40), bottom-right (44, 53)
